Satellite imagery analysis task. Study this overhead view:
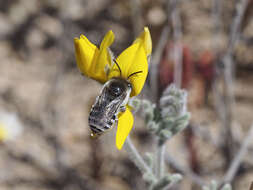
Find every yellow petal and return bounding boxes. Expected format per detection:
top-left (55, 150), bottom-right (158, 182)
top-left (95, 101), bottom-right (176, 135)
top-left (108, 28), bottom-right (151, 96)
top-left (99, 30), bottom-right (115, 64)
top-left (74, 31), bottom-right (115, 83)
top-left (116, 107), bottom-right (134, 150)
top-left (108, 41), bottom-right (148, 96)
top-left (127, 44), bottom-right (148, 96)
top-left (91, 30), bottom-right (115, 82)
top-left (133, 27), bottom-right (152, 57)
top-left (74, 36), bottom-right (98, 77)
top-left (0, 124), bottom-right (7, 141)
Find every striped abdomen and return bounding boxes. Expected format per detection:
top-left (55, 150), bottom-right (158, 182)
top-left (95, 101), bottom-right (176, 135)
top-left (88, 78), bottom-right (131, 137)
top-left (89, 101), bottom-right (117, 137)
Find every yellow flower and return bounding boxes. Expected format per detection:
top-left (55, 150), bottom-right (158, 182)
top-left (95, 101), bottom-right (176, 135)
top-left (0, 110), bottom-right (23, 142)
top-left (0, 124), bottom-right (7, 140)
top-left (74, 27), bottom-right (152, 150)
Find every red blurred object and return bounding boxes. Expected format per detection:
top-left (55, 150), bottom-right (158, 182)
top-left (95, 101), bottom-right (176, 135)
top-left (196, 50), bottom-right (215, 87)
top-left (158, 44), bottom-right (216, 173)
top-left (158, 43), bottom-right (215, 107)
top-left (158, 43), bottom-right (193, 96)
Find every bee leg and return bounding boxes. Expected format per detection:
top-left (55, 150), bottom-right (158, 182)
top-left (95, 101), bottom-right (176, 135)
top-left (119, 105), bottom-right (126, 113)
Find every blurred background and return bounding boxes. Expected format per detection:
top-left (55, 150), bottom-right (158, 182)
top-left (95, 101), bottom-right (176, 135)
top-left (0, 0), bottom-right (253, 189)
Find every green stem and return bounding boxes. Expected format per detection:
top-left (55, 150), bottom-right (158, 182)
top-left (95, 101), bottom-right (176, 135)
top-left (156, 143), bottom-right (165, 179)
top-left (124, 137), bottom-right (156, 179)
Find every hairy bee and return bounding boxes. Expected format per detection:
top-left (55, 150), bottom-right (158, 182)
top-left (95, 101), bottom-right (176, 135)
top-left (88, 61), bottom-right (142, 137)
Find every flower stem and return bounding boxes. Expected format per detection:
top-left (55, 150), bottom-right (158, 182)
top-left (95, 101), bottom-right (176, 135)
top-left (156, 143), bottom-right (165, 179)
top-left (124, 137), bottom-right (155, 178)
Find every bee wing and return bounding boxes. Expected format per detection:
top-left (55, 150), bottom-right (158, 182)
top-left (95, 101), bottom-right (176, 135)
top-left (96, 89), bottom-right (108, 107)
top-left (94, 87), bottom-right (123, 119)
top-left (105, 97), bottom-right (122, 118)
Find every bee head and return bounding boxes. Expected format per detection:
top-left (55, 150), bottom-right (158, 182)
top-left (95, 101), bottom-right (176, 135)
top-left (107, 78), bottom-right (131, 97)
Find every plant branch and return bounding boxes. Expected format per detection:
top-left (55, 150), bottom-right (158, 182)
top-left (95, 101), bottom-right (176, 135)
top-left (150, 26), bottom-right (170, 103)
top-left (124, 137), bottom-right (155, 178)
top-left (211, 0), bottom-right (223, 53)
top-left (222, 123), bottom-right (253, 184)
top-left (169, 0), bottom-right (183, 88)
top-left (226, 0), bottom-right (249, 55)
top-left (129, 0), bottom-right (143, 37)
top-left (156, 144), bottom-right (166, 179)
top-left (166, 154), bottom-right (207, 186)
top-left (220, 0), bottom-right (249, 165)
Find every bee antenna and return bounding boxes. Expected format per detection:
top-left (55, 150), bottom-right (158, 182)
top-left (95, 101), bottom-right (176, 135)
top-left (127, 71), bottom-right (143, 79)
top-left (113, 59), bottom-right (122, 76)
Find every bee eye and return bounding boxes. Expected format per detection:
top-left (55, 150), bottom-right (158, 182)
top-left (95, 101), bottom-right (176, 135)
top-left (110, 86), bottom-right (122, 96)
top-left (108, 81), bottom-right (124, 97)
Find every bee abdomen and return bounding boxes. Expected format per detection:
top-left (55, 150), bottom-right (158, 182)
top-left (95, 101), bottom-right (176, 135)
top-left (89, 109), bottom-right (116, 136)
top-left (90, 124), bottom-right (103, 134)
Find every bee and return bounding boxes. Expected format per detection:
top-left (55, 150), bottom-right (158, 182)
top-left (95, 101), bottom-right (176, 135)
top-left (89, 60), bottom-right (142, 137)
